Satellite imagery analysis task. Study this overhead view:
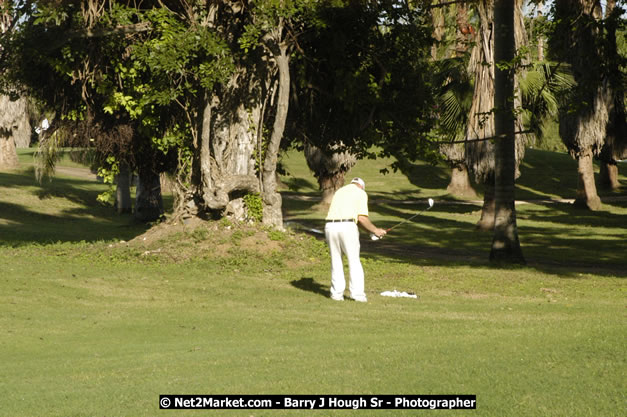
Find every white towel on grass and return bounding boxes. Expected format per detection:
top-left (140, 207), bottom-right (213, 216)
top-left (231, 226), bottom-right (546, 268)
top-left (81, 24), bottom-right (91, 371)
top-left (380, 290), bottom-right (418, 299)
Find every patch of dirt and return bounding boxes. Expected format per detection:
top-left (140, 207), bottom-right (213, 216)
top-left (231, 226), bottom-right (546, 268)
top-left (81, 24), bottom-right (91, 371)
top-left (119, 217), bottom-right (287, 262)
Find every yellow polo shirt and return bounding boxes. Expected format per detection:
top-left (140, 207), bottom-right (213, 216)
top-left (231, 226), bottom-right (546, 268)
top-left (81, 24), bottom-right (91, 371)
top-left (325, 183), bottom-right (369, 223)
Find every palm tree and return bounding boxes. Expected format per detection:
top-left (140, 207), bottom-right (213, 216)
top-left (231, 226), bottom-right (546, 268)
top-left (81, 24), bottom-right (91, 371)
top-left (432, 1), bottom-right (478, 199)
top-left (304, 143), bottom-right (356, 208)
top-left (549, 0), bottom-right (613, 210)
top-left (465, 0), bottom-right (532, 231)
top-left (490, 0), bottom-right (524, 263)
top-left (599, 0), bottom-right (627, 190)
top-left (0, 1), bottom-right (30, 168)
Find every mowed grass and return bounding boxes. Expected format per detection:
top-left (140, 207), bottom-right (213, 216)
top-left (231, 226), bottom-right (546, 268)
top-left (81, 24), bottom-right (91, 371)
top-left (2, 243), bottom-right (624, 417)
top-left (0, 148), bottom-right (625, 417)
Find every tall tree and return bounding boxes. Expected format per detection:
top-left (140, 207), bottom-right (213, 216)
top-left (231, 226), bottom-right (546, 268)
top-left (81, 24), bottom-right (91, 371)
top-left (188, 0), bottom-right (312, 228)
top-left (285, 1), bottom-right (436, 202)
top-left (490, 0), bottom-right (524, 263)
top-left (0, 0), bottom-right (30, 169)
top-left (598, 0), bottom-right (627, 190)
top-left (549, 0), bottom-right (614, 210)
top-left (285, 2), bottom-right (376, 204)
top-left (431, 1), bottom-right (478, 199)
top-left (465, 0), bottom-right (498, 229)
top-left (2, 1), bottom-right (318, 227)
top-left (465, 0), bottom-right (531, 231)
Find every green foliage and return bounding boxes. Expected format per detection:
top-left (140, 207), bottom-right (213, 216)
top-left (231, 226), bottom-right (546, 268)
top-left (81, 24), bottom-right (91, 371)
top-left (243, 193), bottom-right (264, 222)
top-left (95, 156), bottom-right (119, 206)
top-left (2, 1), bottom-right (239, 190)
top-left (433, 56), bottom-right (474, 142)
top-left (533, 118), bottom-right (567, 152)
top-left (546, 1), bottom-right (624, 123)
top-left (285, 1), bottom-right (437, 165)
top-left (518, 61), bottom-right (576, 143)
top-left (241, 0), bottom-right (321, 51)
top-left (34, 131), bottom-right (63, 183)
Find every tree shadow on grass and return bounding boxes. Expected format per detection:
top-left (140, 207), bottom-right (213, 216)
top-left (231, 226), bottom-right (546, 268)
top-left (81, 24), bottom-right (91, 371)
top-left (0, 200), bottom-right (149, 246)
top-left (391, 160), bottom-right (452, 192)
top-left (286, 199), bottom-right (626, 279)
top-left (0, 169), bottom-right (149, 246)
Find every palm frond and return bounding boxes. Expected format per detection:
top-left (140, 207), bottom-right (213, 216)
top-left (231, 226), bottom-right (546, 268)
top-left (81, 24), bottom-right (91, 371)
top-left (519, 61), bottom-right (576, 139)
top-left (34, 128), bottom-right (65, 183)
top-left (434, 56), bottom-right (473, 141)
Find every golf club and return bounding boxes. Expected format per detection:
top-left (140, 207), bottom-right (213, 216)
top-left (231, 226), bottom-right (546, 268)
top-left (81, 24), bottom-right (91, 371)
top-left (371, 198), bottom-right (434, 240)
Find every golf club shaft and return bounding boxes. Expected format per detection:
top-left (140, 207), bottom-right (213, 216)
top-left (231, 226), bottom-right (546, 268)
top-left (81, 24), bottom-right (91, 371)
top-left (387, 209), bottom-right (429, 232)
top-left (371, 199), bottom-right (434, 240)
top-left (386, 199), bottom-right (434, 232)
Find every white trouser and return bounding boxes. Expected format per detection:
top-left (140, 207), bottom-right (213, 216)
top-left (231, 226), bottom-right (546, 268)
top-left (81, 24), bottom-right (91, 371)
top-left (325, 221), bottom-right (366, 301)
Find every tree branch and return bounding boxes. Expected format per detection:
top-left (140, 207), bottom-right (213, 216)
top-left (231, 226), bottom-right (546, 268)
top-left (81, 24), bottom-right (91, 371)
top-left (432, 130), bottom-right (533, 144)
top-left (427, 0), bottom-right (472, 9)
top-left (46, 22), bottom-right (152, 52)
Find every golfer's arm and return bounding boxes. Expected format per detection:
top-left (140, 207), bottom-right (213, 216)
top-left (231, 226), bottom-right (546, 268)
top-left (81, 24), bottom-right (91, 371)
top-left (357, 215), bottom-right (380, 234)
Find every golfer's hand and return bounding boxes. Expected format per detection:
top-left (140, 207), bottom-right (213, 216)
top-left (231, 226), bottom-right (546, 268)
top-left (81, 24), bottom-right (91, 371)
top-left (375, 228), bottom-right (387, 238)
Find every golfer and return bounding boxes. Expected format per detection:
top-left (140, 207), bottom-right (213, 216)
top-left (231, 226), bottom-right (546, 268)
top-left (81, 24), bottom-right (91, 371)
top-left (325, 177), bottom-right (386, 302)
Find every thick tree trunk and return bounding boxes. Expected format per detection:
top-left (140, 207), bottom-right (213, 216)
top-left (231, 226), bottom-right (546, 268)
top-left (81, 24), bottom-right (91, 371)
top-left (193, 74), bottom-right (260, 220)
top-left (599, 161), bottom-right (620, 190)
top-left (465, 0), bottom-right (495, 182)
top-left (180, 4), bottom-right (289, 226)
top-left (435, 2), bottom-right (476, 200)
top-left (447, 163), bottom-right (478, 199)
top-left (0, 137), bottom-right (19, 169)
top-left (574, 153), bottom-right (602, 210)
top-left (476, 179), bottom-right (495, 231)
top-left (319, 171), bottom-right (346, 207)
top-left (135, 168), bottom-right (164, 222)
top-left (181, 4), bottom-right (263, 221)
top-left (116, 161), bottom-right (132, 214)
top-left (599, 0), bottom-right (626, 191)
top-left (553, 1), bottom-right (612, 211)
top-left (466, 0), bottom-right (495, 229)
top-left (490, 0), bottom-right (525, 264)
top-left (8, 97), bottom-right (31, 148)
top-left (0, 95), bottom-right (30, 168)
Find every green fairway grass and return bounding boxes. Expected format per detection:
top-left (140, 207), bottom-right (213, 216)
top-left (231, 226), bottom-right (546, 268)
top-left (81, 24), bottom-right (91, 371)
top-left (0, 148), bottom-right (625, 416)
